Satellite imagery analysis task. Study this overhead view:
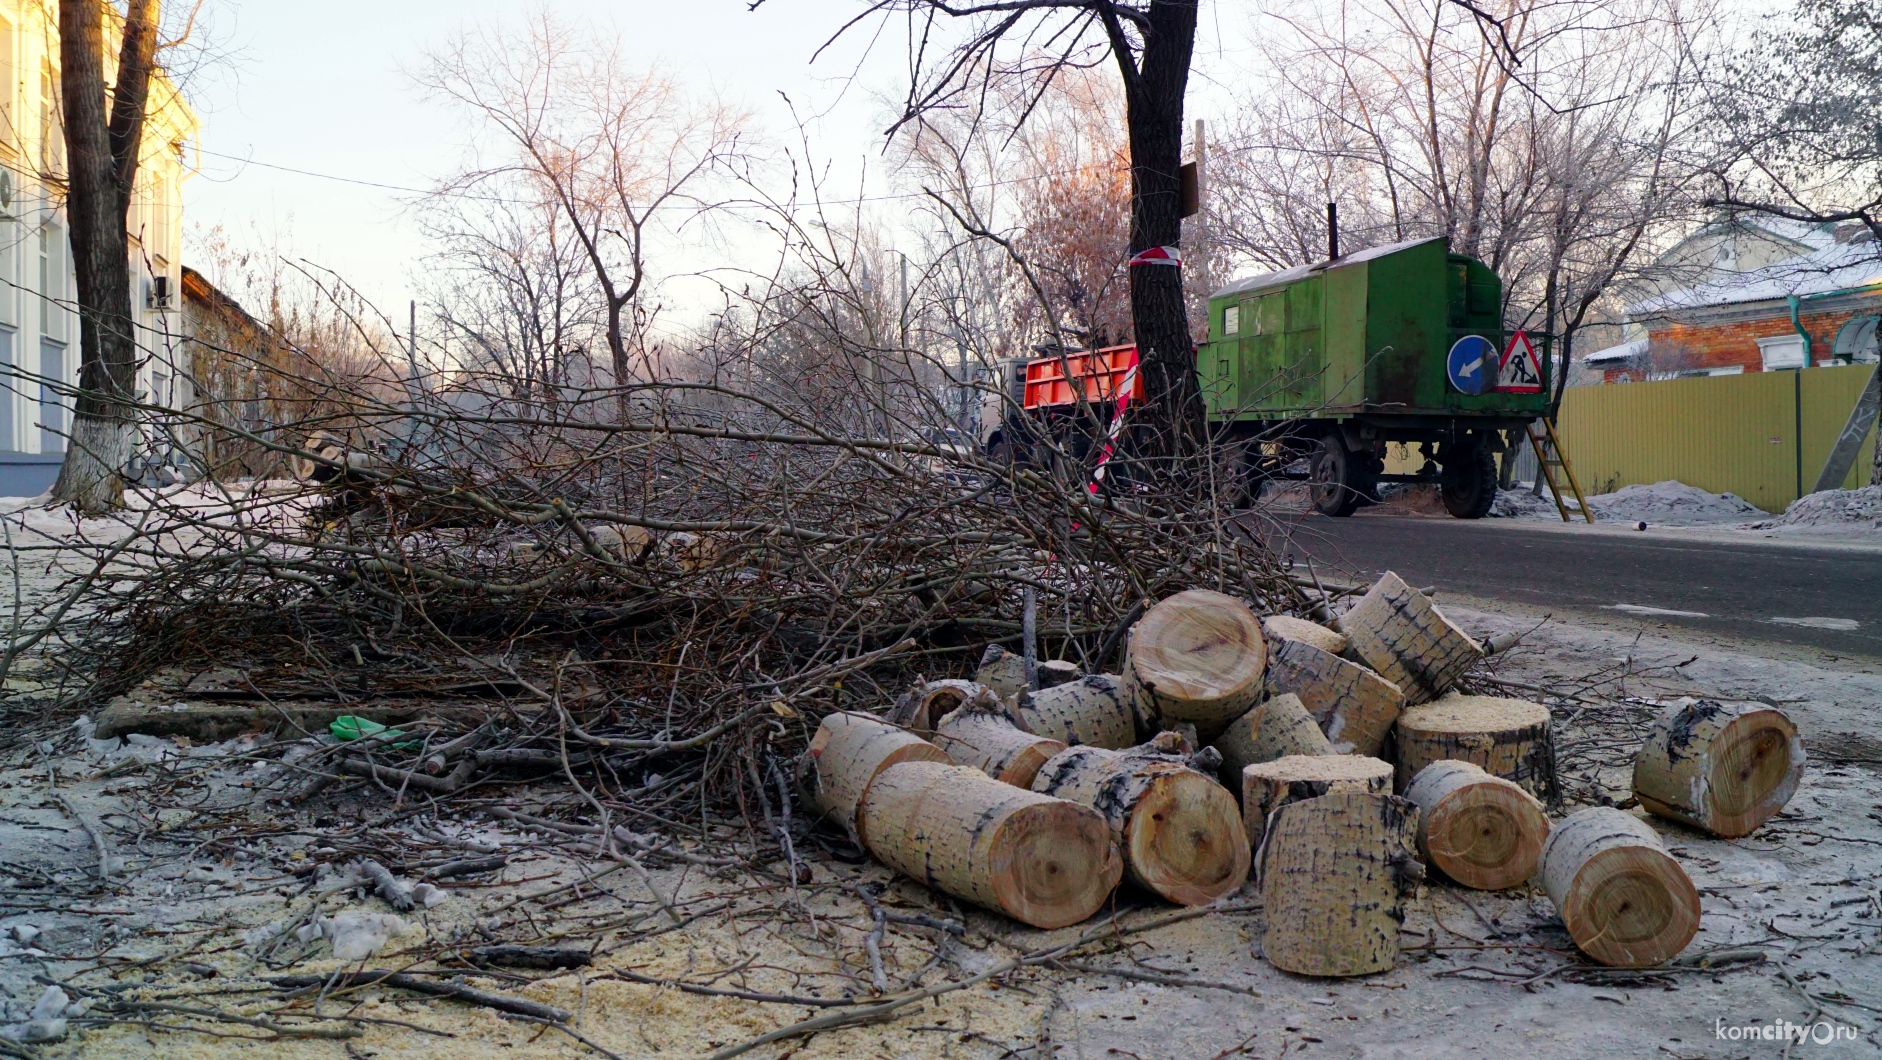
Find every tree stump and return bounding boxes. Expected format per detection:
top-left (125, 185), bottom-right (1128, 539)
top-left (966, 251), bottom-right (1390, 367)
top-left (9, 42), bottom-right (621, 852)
top-left (1264, 637), bottom-right (1405, 757)
top-left (975, 644), bottom-right (1030, 703)
top-left (1240, 754), bottom-right (1393, 850)
top-left (1394, 694), bottom-right (1553, 797)
top-left (934, 689), bottom-right (1068, 788)
top-left (1633, 699), bottom-right (1805, 838)
top-left (858, 761), bottom-right (1121, 929)
top-left (1123, 589), bottom-right (1267, 741)
top-left (798, 712), bottom-right (950, 841)
top-left (1262, 614), bottom-right (1348, 656)
top-left (1258, 790), bottom-right (1422, 977)
top-left (1403, 760), bottom-right (1550, 890)
top-left (1539, 808), bottom-right (1700, 968)
top-left (1031, 741), bottom-right (1249, 905)
top-left (1037, 659), bottom-right (1083, 688)
top-left (885, 679), bottom-right (987, 736)
top-left (1015, 674), bottom-right (1140, 749)
top-left (1210, 694), bottom-right (1332, 787)
top-left (1339, 572), bottom-right (1481, 705)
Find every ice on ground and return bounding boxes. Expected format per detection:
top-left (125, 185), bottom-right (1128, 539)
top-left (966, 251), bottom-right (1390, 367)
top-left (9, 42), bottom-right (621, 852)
top-left (1492, 480), bottom-right (1763, 525)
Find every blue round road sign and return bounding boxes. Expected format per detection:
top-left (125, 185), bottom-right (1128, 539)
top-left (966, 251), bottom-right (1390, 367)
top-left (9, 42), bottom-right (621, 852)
top-left (1447, 335), bottom-right (1497, 395)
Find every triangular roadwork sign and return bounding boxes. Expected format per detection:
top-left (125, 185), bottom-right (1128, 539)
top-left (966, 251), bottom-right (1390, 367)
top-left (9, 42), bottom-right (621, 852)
top-left (1497, 330), bottom-right (1543, 393)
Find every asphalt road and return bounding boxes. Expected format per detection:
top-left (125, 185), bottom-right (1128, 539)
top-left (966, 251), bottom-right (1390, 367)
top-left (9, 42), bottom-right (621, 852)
top-left (1261, 513), bottom-right (1882, 660)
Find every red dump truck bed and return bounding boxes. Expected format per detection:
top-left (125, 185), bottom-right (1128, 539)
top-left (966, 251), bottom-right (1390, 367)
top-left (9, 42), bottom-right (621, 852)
top-left (1022, 345), bottom-right (1142, 410)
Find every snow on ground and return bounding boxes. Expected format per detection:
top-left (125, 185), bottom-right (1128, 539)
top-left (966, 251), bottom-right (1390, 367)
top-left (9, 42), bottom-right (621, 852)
top-left (1743, 484), bottom-right (1882, 537)
top-left (1493, 480), bottom-right (1766, 526)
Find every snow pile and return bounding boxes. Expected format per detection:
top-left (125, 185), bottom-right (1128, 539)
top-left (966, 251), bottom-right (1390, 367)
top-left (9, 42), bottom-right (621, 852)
top-left (1762, 485), bottom-right (1882, 530)
top-left (1490, 489), bottom-right (1564, 519)
top-left (1492, 480), bottom-right (1762, 525)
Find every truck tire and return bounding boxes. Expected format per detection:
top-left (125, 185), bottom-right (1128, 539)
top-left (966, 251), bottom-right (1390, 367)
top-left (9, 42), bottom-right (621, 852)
top-left (1442, 445), bottom-right (1499, 519)
top-left (1310, 437), bottom-right (1364, 517)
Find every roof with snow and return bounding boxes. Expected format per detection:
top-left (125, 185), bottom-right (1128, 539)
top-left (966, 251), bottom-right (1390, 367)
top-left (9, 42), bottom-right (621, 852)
top-left (1210, 237), bottom-right (1445, 300)
top-left (1629, 238), bottom-right (1882, 316)
top-left (1582, 337), bottom-right (1648, 366)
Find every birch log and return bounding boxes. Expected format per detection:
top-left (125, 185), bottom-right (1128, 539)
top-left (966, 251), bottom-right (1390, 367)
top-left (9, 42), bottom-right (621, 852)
top-left (1240, 754), bottom-right (1393, 850)
top-left (1258, 791), bottom-right (1422, 977)
top-left (1539, 808), bottom-right (1700, 968)
top-left (1394, 694), bottom-right (1553, 797)
top-left (1015, 674), bottom-right (1140, 749)
top-left (1123, 590), bottom-right (1267, 741)
top-left (1031, 742), bottom-right (1249, 905)
top-left (1037, 659), bottom-right (1083, 688)
top-left (975, 645), bottom-right (1030, 703)
top-left (858, 761), bottom-right (1121, 929)
top-left (885, 679), bottom-right (987, 736)
top-left (934, 690), bottom-right (1068, 788)
top-left (1264, 638), bottom-right (1405, 757)
top-left (1339, 572), bottom-right (1481, 705)
top-left (1632, 699), bottom-right (1804, 838)
top-left (1210, 694), bottom-right (1331, 786)
top-left (1403, 760), bottom-right (1549, 890)
top-left (1262, 614), bottom-right (1349, 655)
top-left (799, 712), bottom-right (949, 841)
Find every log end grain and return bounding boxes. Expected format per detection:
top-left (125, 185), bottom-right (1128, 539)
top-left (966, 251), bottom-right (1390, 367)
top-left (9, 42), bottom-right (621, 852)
top-left (1125, 589), bottom-right (1267, 730)
top-left (1241, 754), bottom-right (1394, 850)
top-left (1633, 700), bottom-right (1805, 839)
top-left (886, 679), bottom-right (989, 735)
top-left (1124, 769), bottom-right (1251, 906)
top-left (1394, 694), bottom-right (1553, 795)
top-left (1404, 760), bottom-right (1549, 891)
top-left (1540, 808), bottom-right (1700, 968)
top-left (1262, 614), bottom-right (1349, 655)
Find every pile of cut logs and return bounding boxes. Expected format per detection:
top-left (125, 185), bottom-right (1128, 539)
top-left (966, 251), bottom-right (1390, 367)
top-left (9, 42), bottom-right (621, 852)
top-left (799, 573), bottom-right (1806, 975)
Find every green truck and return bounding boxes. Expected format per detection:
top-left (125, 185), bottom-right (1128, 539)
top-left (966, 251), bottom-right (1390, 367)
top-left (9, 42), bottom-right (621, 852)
top-left (1200, 235), bottom-right (1549, 518)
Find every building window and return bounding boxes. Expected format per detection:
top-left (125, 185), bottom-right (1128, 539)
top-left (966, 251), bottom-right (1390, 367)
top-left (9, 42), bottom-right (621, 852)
top-left (0, 327), bottom-right (12, 451)
top-left (38, 218), bottom-right (63, 341)
top-left (1756, 335), bottom-right (1806, 371)
top-left (37, 336), bottom-right (61, 452)
top-left (1223, 304), bottom-right (1239, 335)
top-left (1833, 315), bottom-right (1880, 364)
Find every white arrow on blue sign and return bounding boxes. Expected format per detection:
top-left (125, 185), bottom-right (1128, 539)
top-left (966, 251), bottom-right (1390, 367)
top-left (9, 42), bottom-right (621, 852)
top-left (1447, 335), bottom-right (1498, 396)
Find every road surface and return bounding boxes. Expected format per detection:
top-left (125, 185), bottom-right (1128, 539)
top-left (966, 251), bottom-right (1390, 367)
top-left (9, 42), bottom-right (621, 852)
top-left (1260, 512), bottom-right (1882, 660)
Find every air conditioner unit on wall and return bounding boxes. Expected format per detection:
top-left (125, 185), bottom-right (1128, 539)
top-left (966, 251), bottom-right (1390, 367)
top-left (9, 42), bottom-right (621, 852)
top-left (147, 274), bottom-right (173, 311)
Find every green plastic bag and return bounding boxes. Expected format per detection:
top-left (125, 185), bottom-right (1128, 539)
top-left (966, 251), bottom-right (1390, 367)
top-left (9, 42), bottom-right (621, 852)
top-left (330, 715), bottom-right (416, 749)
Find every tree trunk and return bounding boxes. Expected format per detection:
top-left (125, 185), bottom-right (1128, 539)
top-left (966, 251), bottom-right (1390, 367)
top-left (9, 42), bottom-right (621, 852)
top-left (1239, 753), bottom-right (1392, 851)
top-left (1258, 790), bottom-right (1421, 977)
top-left (1403, 760), bottom-right (1550, 891)
top-left (1393, 695), bottom-right (1554, 797)
top-left (1014, 673), bottom-right (1140, 749)
top-left (857, 761), bottom-right (1121, 929)
top-left (51, 0), bottom-right (159, 514)
top-left (1265, 637), bottom-right (1404, 757)
top-left (797, 712), bottom-right (949, 842)
top-left (1539, 808), bottom-right (1700, 968)
top-left (1123, 589), bottom-right (1267, 742)
top-left (1031, 739), bottom-right (1248, 905)
top-left (1633, 699), bottom-right (1804, 838)
top-left (974, 644), bottom-right (1030, 704)
top-left (1338, 572), bottom-right (1481, 705)
top-left (1209, 692), bottom-right (1330, 785)
top-left (1262, 615), bottom-right (1348, 656)
top-left (934, 691), bottom-right (1066, 788)
top-left (1036, 658), bottom-right (1082, 688)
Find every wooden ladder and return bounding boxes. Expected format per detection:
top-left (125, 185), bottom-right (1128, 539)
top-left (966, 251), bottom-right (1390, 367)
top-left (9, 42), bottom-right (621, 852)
top-left (1526, 418), bottom-right (1595, 524)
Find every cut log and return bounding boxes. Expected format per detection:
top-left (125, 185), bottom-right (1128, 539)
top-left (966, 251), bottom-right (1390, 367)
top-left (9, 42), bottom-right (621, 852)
top-left (1262, 614), bottom-right (1348, 656)
top-left (1210, 694), bottom-right (1331, 786)
top-left (1403, 760), bottom-right (1550, 890)
top-left (934, 690), bottom-right (1068, 788)
top-left (1339, 572), bottom-right (1481, 705)
top-left (885, 679), bottom-right (987, 736)
top-left (858, 761), bottom-right (1121, 929)
top-left (1539, 808), bottom-right (1700, 968)
top-left (1632, 699), bottom-right (1805, 839)
top-left (1031, 741), bottom-right (1249, 905)
top-left (1037, 659), bottom-right (1083, 688)
top-left (1258, 790), bottom-right (1422, 978)
top-left (1394, 694), bottom-right (1553, 797)
top-left (1123, 589), bottom-right (1267, 741)
top-left (975, 644), bottom-right (1030, 703)
top-left (1015, 674), bottom-right (1140, 749)
top-left (798, 712), bottom-right (950, 842)
top-left (1264, 637), bottom-right (1405, 757)
top-left (1239, 754), bottom-right (1393, 850)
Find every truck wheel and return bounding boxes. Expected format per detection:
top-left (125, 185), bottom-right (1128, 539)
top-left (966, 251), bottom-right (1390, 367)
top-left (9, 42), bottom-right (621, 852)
top-left (1309, 437), bottom-right (1364, 517)
top-left (1441, 445), bottom-right (1499, 519)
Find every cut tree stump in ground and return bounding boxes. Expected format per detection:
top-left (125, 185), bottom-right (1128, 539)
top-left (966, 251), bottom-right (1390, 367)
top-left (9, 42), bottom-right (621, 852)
top-left (1403, 760), bottom-right (1549, 890)
top-left (1633, 699), bottom-right (1805, 838)
top-left (1124, 589), bottom-right (1267, 742)
top-left (975, 645), bottom-right (1029, 703)
top-left (1031, 739), bottom-right (1249, 905)
top-left (858, 761), bottom-right (1121, 929)
top-left (1210, 694), bottom-right (1331, 784)
top-left (1394, 694), bottom-right (1553, 797)
top-left (1015, 674), bottom-right (1140, 749)
top-left (799, 712), bottom-right (949, 841)
top-left (1258, 790), bottom-right (1422, 977)
top-left (1539, 808), bottom-right (1700, 968)
top-left (1339, 572), bottom-right (1480, 705)
top-left (1264, 637), bottom-right (1404, 757)
top-left (934, 689), bottom-right (1067, 788)
top-left (1263, 614), bottom-right (1348, 655)
top-left (885, 679), bottom-right (986, 735)
top-left (1240, 754), bottom-right (1393, 850)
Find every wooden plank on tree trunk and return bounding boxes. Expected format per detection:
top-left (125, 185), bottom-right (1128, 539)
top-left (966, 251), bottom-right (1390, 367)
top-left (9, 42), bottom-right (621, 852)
top-left (858, 761), bottom-right (1121, 929)
top-left (1263, 614), bottom-right (1348, 656)
top-left (1032, 741), bottom-right (1248, 905)
top-left (798, 712), bottom-right (949, 842)
top-left (1633, 699), bottom-right (1804, 838)
top-left (1539, 808), bottom-right (1700, 968)
top-left (1403, 760), bottom-right (1549, 890)
top-left (1239, 754), bottom-right (1393, 850)
top-left (1015, 674), bottom-right (1140, 749)
top-left (1394, 694), bottom-right (1553, 797)
top-left (1264, 637), bottom-right (1404, 757)
top-left (1339, 572), bottom-right (1481, 705)
top-left (975, 645), bottom-right (1030, 703)
top-left (885, 679), bottom-right (987, 736)
top-left (1123, 589), bottom-right (1267, 741)
top-left (934, 688), bottom-right (1068, 788)
top-left (1209, 694), bottom-right (1331, 787)
top-left (1258, 790), bottom-right (1422, 977)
